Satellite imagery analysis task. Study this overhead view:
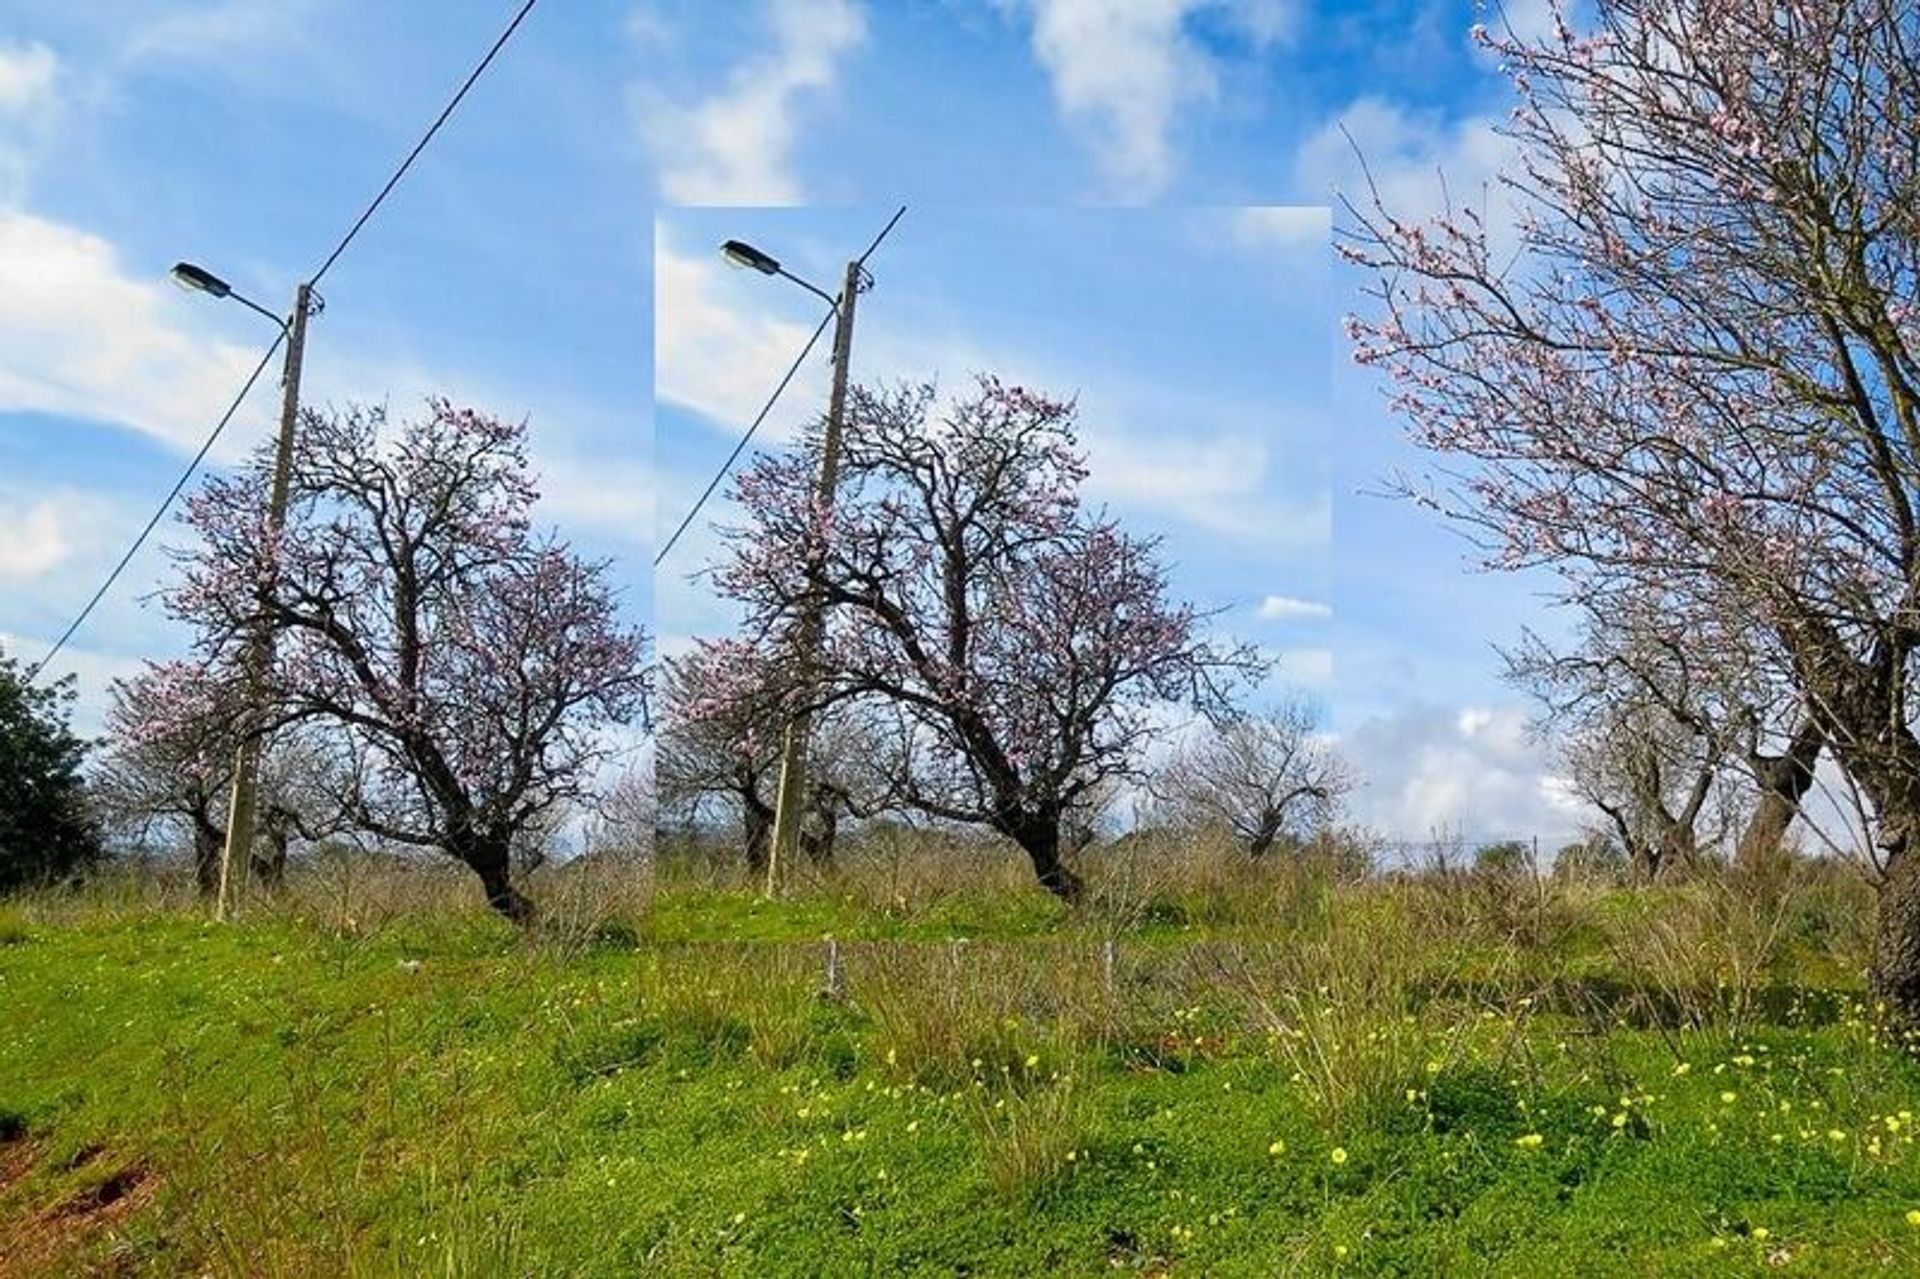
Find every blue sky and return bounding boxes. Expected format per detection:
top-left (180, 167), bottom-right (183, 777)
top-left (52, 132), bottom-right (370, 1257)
top-left (0, 0), bottom-right (1593, 842)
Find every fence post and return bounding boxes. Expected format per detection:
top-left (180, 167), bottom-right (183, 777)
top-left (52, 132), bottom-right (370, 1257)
top-left (822, 936), bottom-right (845, 1002)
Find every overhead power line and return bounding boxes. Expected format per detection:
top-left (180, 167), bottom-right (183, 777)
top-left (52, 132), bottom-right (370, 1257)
top-left (653, 205), bottom-right (907, 569)
top-left (28, 0), bottom-right (541, 682)
top-left (311, 0), bottom-right (540, 287)
top-left (653, 308), bottom-right (836, 568)
top-left (28, 339), bottom-right (284, 681)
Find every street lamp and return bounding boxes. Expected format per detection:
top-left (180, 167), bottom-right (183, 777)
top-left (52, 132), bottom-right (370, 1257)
top-left (170, 261), bottom-right (291, 332)
top-left (720, 236), bottom-right (868, 897)
top-left (172, 260), bottom-right (320, 921)
top-left (719, 238), bottom-right (842, 311)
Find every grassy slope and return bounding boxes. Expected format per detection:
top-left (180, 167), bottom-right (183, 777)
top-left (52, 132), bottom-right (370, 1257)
top-left (4, 876), bottom-right (1920, 1276)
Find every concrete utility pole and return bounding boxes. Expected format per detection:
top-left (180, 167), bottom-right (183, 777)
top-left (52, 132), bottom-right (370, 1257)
top-left (765, 258), bottom-right (861, 897)
top-left (217, 282), bottom-right (315, 922)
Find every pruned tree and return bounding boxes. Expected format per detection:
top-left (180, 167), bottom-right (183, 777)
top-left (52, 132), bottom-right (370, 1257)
top-left (97, 659), bottom-right (348, 893)
top-left (1504, 601), bottom-right (1742, 878)
top-left (1155, 700), bottom-right (1353, 858)
top-left (1343, 0), bottom-right (1920, 1021)
top-left (162, 400), bottom-right (650, 924)
top-left (1562, 695), bottom-right (1728, 879)
top-left (714, 376), bottom-right (1262, 900)
top-left (659, 639), bottom-right (892, 873)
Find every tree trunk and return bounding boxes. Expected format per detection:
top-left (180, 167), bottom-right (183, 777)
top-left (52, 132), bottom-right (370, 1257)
top-left (1793, 635), bottom-right (1920, 1028)
top-left (252, 808), bottom-right (292, 889)
top-left (800, 799), bottom-right (837, 866)
top-left (1004, 813), bottom-right (1083, 903)
top-left (1735, 718), bottom-right (1821, 877)
top-left (742, 794), bottom-right (773, 876)
top-left (1650, 813), bottom-right (1694, 881)
top-left (1876, 843), bottom-right (1920, 1033)
top-left (191, 812), bottom-right (223, 898)
top-left (459, 831), bottom-right (536, 926)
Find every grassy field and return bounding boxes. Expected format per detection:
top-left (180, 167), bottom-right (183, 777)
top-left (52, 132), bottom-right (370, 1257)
top-left (4, 845), bottom-right (1920, 1276)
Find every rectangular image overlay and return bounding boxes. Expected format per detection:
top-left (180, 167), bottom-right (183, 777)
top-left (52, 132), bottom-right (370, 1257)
top-left (651, 206), bottom-right (1334, 903)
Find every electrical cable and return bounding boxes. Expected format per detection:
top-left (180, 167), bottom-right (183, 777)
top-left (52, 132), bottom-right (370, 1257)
top-left (28, 337), bottom-right (285, 680)
top-left (652, 206), bottom-right (907, 568)
top-left (309, 0), bottom-right (540, 287)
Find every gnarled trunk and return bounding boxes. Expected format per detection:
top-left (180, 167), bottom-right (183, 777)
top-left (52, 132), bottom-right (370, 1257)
top-left (1736, 718), bottom-right (1821, 877)
top-left (742, 792), bottom-right (773, 876)
top-left (800, 800), bottom-right (838, 866)
top-left (1003, 811), bottom-right (1083, 904)
top-left (1794, 635), bottom-right (1920, 1028)
top-left (1246, 813), bottom-right (1283, 860)
top-left (252, 808), bottom-right (293, 889)
top-left (456, 828), bottom-right (537, 926)
top-left (1877, 844), bottom-right (1920, 1031)
top-left (191, 811), bottom-right (223, 898)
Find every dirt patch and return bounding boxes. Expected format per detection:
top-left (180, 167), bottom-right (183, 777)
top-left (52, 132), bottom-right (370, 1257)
top-left (48, 1164), bottom-right (149, 1220)
top-left (0, 1141), bottom-right (156, 1278)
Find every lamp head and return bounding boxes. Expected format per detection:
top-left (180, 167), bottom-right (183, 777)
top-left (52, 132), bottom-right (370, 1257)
top-left (719, 239), bottom-right (781, 275)
top-left (169, 262), bottom-right (232, 298)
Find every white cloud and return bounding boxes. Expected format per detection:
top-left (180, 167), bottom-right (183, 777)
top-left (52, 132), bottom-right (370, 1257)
top-left (1084, 425), bottom-right (1327, 544)
top-left (0, 208), bottom-right (272, 456)
top-left (637, 0), bottom-right (866, 204)
top-left (0, 487), bottom-right (124, 584)
top-left (1271, 645), bottom-right (1333, 684)
top-left (0, 498), bottom-right (68, 579)
top-left (1012, 0), bottom-right (1295, 196)
top-left (1293, 96), bottom-right (1520, 255)
top-left (1339, 702), bottom-right (1592, 843)
top-left (653, 224), bottom-right (830, 435)
top-left (536, 451), bottom-right (656, 551)
top-left (0, 41), bottom-right (57, 115)
top-left (1232, 205), bottom-right (1328, 251)
top-left (1256, 593), bottom-right (1330, 621)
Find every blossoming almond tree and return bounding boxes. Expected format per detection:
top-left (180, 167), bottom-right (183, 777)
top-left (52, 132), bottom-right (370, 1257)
top-left (163, 400), bottom-right (649, 923)
top-left (714, 376), bottom-right (1262, 901)
top-left (1343, 0), bottom-right (1920, 1019)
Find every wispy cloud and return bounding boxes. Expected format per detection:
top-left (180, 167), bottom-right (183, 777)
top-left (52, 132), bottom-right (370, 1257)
top-left (1257, 593), bottom-right (1331, 621)
top-left (1006, 0), bottom-right (1295, 196)
top-left (1293, 96), bottom-right (1521, 255)
top-left (0, 208), bottom-right (271, 457)
top-left (1082, 424), bottom-right (1326, 545)
top-left (0, 41), bottom-right (57, 114)
top-left (636, 0), bottom-right (867, 204)
top-left (1232, 205), bottom-right (1329, 252)
top-left (0, 496), bottom-right (71, 579)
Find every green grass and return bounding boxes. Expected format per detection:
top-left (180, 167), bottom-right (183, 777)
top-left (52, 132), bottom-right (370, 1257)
top-left (4, 859), bottom-right (1920, 1275)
